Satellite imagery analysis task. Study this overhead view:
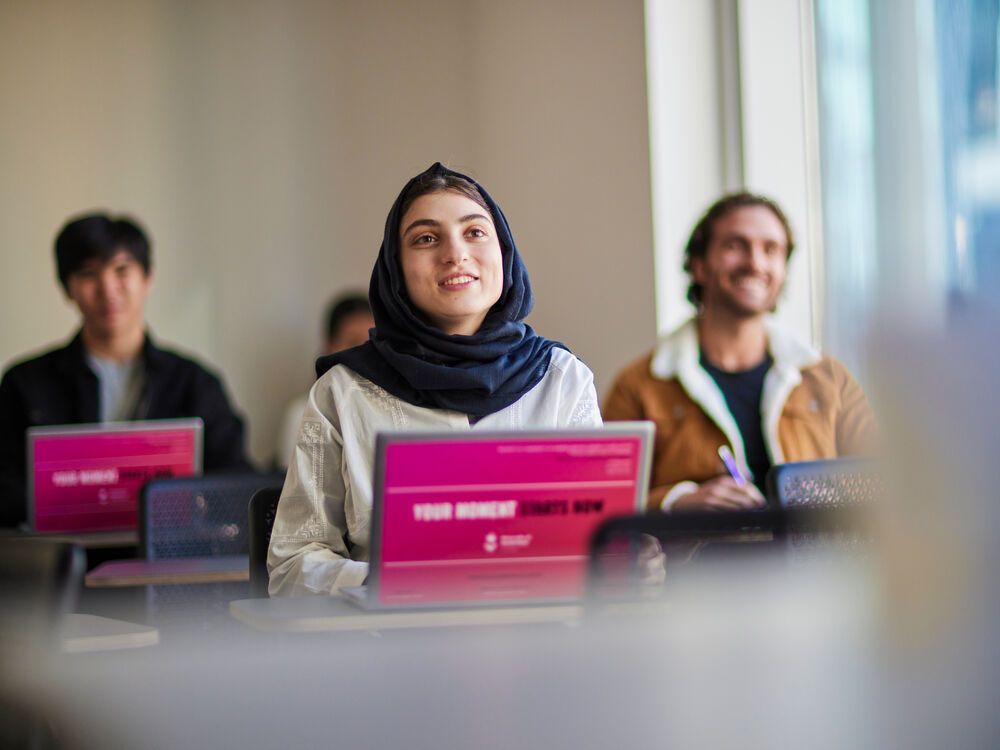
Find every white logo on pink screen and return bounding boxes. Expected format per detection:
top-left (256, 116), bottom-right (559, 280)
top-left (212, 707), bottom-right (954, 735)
top-left (483, 532), bottom-right (498, 553)
top-left (483, 531), bottom-right (534, 553)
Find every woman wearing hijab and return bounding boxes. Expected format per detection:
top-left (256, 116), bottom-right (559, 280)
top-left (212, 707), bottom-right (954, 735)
top-left (267, 163), bottom-right (601, 596)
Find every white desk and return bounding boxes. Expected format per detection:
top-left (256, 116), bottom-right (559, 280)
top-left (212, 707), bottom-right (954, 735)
top-left (229, 594), bottom-right (581, 633)
top-left (60, 613), bottom-right (159, 653)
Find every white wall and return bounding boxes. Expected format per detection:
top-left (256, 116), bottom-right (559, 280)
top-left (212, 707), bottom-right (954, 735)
top-left (0, 0), bottom-right (655, 465)
top-left (470, 0), bottom-right (656, 392)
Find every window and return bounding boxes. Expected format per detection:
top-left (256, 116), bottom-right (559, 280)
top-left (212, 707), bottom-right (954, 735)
top-left (815, 0), bottom-right (1000, 380)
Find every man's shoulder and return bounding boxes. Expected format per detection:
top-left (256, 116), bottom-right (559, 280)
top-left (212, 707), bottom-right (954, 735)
top-left (801, 354), bottom-right (853, 379)
top-left (1, 339), bottom-right (77, 384)
top-left (614, 349), bottom-right (674, 387)
top-left (798, 355), bottom-right (866, 398)
top-left (610, 350), bottom-right (661, 388)
top-left (606, 350), bottom-right (695, 413)
top-left (144, 339), bottom-right (223, 383)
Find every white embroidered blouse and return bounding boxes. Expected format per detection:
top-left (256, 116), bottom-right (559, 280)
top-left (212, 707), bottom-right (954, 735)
top-left (267, 347), bottom-right (602, 596)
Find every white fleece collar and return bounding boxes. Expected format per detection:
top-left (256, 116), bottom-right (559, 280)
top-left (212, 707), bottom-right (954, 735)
top-left (649, 317), bottom-right (821, 478)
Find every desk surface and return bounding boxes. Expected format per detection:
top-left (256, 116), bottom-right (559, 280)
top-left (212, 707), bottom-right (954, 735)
top-left (86, 555), bottom-right (249, 587)
top-left (60, 613), bottom-right (159, 653)
top-left (230, 595), bottom-right (581, 633)
top-left (12, 530), bottom-right (138, 549)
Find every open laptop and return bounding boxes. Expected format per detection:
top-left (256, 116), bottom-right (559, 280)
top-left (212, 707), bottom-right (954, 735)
top-left (342, 422), bottom-right (653, 610)
top-left (27, 419), bottom-right (203, 534)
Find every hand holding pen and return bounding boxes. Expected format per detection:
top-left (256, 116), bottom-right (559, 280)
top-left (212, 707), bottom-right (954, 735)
top-left (717, 445), bottom-right (747, 486)
top-left (669, 445), bottom-right (766, 512)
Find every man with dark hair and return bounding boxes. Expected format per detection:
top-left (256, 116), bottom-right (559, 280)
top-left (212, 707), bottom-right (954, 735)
top-left (324, 295), bottom-right (373, 348)
top-left (604, 193), bottom-right (876, 511)
top-left (275, 292), bottom-right (374, 468)
top-left (0, 212), bottom-right (252, 528)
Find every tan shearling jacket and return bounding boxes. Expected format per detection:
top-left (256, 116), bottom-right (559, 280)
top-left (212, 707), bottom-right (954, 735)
top-left (603, 318), bottom-right (877, 510)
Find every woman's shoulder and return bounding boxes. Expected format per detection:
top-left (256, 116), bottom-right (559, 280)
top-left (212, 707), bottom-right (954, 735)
top-left (308, 363), bottom-right (419, 435)
top-left (545, 347), bottom-right (594, 380)
top-left (310, 363), bottom-right (392, 409)
top-left (534, 347), bottom-right (600, 427)
top-left (318, 358), bottom-right (388, 385)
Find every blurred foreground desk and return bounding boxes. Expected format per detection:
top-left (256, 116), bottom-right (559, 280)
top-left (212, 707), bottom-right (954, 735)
top-left (8, 557), bottom-right (888, 750)
top-left (230, 595), bottom-right (581, 633)
top-left (60, 613), bottom-right (159, 653)
top-left (82, 556), bottom-right (249, 629)
top-left (86, 555), bottom-right (249, 588)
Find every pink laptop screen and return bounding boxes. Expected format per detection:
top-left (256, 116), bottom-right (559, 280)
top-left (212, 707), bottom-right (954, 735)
top-left (376, 435), bottom-right (644, 605)
top-left (30, 424), bottom-right (200, 533)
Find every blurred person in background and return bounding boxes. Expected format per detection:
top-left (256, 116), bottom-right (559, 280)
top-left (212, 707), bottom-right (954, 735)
top-left (267, 163), bottom-right (600, 595)
top-left (275, 293), bottom-right (374, 469)
top-left (0, 213), bottom-right (252, 528)
top-left (604, 193), bottom-right (876, 512)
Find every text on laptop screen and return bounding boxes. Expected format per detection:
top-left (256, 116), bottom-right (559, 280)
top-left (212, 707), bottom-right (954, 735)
top-left (31, 423), bottom-right (200, 533)
top-left (377, 435), bottom-right (644, 605)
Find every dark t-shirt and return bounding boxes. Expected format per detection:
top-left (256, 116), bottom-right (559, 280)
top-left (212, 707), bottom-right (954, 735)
top-left (700, 352), bottom-right (773, 491)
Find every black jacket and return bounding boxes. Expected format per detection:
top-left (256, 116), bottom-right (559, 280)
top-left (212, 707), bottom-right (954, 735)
top-left (0, 332), bottom-right (253, 527)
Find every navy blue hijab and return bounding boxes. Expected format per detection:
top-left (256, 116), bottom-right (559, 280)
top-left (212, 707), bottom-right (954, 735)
top-left (316, 162), bottom-right (565, 417)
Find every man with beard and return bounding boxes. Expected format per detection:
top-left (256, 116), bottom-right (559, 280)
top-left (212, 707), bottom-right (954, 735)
top-left (604, 193), bottom-right (876, 512)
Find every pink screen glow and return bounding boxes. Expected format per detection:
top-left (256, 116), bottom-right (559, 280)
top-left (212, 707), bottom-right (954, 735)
top-left (377, 436), bottom-right (642, 605)
top-left (32, 428), bottom-right (198, 533)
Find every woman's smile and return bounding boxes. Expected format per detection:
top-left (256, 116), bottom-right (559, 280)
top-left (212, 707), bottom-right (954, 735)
top-left (440, 272), bottom-right (479, 289)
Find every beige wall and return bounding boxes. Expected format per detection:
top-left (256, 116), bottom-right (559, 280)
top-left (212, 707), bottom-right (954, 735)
top-left (0, 0), bottom-right (655, 466)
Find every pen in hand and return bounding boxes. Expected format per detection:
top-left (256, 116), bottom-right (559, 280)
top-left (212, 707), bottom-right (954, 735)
top-left (717, 445), bottom-right (747, 487)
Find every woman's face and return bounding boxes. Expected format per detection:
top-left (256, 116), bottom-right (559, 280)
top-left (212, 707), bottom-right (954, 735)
top-left (398, 190), bottom-right (504, 336)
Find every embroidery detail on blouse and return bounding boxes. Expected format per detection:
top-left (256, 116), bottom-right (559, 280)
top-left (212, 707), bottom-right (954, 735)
top-left (355, 379), bottom-right (409, 428)
top-left (301, 420), bottom-right (322, 444)
top-left (298, 515), bottom-right (325, 540)
top-left (569, 398), bottom-right (597, 426)
top-left (309, 435), bottom-right (324, 502)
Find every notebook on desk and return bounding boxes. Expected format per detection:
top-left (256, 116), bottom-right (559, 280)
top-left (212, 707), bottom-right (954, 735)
top-left (341, 422), bottom-right (654, 610)
top-left (27, 419), bottom-right (203, 534)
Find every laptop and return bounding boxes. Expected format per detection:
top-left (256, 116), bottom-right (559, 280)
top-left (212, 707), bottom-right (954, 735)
top-left (342, 422), bottom-right (654, 610)
top-left (27, 419), bottom-right (203, 534)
